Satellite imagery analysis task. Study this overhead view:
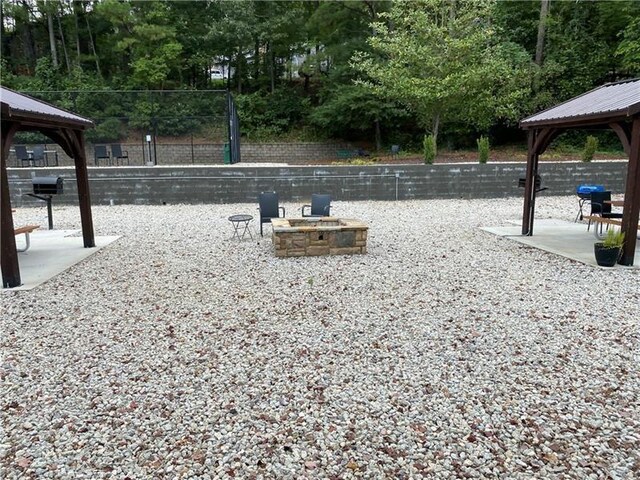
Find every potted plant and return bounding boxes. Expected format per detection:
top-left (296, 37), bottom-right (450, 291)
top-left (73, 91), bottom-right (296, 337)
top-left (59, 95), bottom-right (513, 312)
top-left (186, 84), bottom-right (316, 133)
top-left (594, 229), bottom-right (624, 267)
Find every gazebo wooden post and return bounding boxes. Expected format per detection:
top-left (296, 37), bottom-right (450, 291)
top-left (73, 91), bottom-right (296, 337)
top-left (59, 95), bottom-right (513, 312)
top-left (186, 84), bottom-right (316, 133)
top-left (1, 122), bottom-right (21, 287)
top-left (522, 128), bottom-right (558, 236)
top-left (522, 130), bottom-right (538, 235)
top-left (72, 131), bottom-right (95, 247)
top-left (619, 117), bottom-right (640, 266)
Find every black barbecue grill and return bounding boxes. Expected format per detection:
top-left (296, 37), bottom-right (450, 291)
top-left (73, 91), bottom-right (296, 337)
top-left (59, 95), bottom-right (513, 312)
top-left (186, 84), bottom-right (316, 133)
top-left (26, 176), bottom-right (64, 229)
top-left (518, 174), bottom-right (547, 193)
top-left (575, 184), bottom-right (604, 222)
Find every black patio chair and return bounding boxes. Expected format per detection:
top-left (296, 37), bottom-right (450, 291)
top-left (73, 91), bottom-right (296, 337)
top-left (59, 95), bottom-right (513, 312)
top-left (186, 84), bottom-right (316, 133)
top-left (587, 191), bottom-right (622, 232)
top-left (31, 145), bottom-right (46, 167)
top-left (111, 144), bottom-right (129, 165)
top-left (14, 145), bottom-right (32, 167)
top-left (258, 191), bottom-right (285, 236)
top-left (94, 145), bottom-right (110, 166)
top-left (301, 194), bottom-right (331, 217)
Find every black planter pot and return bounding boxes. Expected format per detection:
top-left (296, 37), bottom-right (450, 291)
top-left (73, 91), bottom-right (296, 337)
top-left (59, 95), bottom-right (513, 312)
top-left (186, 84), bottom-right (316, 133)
top-left (594, 243), bottom-right (620, 267)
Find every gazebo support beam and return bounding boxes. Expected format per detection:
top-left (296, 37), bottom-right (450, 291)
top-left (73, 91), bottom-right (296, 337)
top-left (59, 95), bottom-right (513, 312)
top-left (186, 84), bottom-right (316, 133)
top-left (619, 117), bottom-right (640, 266)
top-left (609, 122), bottom-right (632, 156)
top-left (1, 122), bottom-right (21, 287)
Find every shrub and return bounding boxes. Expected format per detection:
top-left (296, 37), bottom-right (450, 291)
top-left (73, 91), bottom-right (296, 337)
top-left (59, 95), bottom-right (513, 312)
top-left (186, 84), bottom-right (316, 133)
top-left (602, 229), bottom-right (624, 249)
top-left (85, 118), bottom-right (124, 143)
top-left (235, 89), bottom-right (310, 137)
top-left (423, 134), bottom-right (436, 164)
top-left (582, 135), bottom-right (598, 162)
top-left (13, 132), bottom-right (51, 144)
top-left (477, 135), bottom-right (490, 163)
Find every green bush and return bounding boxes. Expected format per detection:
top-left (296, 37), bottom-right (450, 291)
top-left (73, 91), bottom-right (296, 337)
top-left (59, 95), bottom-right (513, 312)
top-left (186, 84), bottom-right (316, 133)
top-left (13, 132), bottom-right (51, 144)
top-left (602, 229), bottom-right (624, 248)
top-left (235, 88), bottom-right (310, 137)
top-left (423, 134), bottom-right (436, 164)
top-left (85, 118), bottom-right (124, 143)
top-left (477, 135), bottom-right (490, 163)
top-left (582, 135), bottom-right (598, 162)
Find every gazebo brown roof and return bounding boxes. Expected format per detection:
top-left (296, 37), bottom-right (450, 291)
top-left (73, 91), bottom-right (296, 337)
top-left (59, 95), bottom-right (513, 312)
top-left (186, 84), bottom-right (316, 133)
top-left (1, 86), bottom-right (95, 288)
top-left (519, 78), bottom-right (640, 266)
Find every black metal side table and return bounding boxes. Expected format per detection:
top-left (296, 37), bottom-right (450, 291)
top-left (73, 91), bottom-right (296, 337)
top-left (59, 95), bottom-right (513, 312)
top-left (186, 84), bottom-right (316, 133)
top-left (228, 214), bottom-right (254, 240)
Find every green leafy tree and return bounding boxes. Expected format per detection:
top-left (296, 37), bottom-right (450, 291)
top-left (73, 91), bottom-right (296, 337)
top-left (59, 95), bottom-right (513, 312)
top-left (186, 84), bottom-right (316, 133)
top-left (235, 87), bottom-right (311, 139)
top-left (353, 0), bottom-right (532, 142)
top-left (309, 84), bottom-right (408, 150)
top-left (306, 1), bottom-right (393, 146)
top-left (96, 0), bottom-right (183, 89)
top-left (496, 1), bottom-right (640, 111)
top-left (617, 17), bottom-right (640, 75)
top-left (168, 0), bottom-right (216, 87)
top-left (207, 0), bottom-right (257, 92)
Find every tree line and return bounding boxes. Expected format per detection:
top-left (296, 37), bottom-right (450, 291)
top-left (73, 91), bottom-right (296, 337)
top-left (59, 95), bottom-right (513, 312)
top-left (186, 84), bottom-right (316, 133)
top-left (1, 0), bottom-right (639, 150)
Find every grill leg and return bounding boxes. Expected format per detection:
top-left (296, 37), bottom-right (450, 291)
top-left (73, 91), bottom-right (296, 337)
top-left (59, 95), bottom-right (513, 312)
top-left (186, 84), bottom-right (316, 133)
top-left (46, 196), bottom-right (53, 230)
top-left (575, 198), bottom-right (587, 222)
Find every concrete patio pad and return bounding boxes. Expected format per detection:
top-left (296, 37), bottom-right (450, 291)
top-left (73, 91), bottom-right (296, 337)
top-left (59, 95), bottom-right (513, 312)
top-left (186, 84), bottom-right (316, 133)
top-left (4, 230), bottom-right (120, 291)
top-left (482, 219), bottom-right (639, 269)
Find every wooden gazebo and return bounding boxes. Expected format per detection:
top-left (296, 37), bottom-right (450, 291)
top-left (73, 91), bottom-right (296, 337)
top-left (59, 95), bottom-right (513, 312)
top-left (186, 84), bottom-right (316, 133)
top-left (520, 78), bottom-right (640, 266)
top-left (1, 87), bottom-right (95, 288)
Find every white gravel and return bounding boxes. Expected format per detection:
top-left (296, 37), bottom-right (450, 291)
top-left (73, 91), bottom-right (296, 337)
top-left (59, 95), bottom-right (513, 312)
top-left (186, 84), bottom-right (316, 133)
top-left (2, 196), bottom-right (639, 479)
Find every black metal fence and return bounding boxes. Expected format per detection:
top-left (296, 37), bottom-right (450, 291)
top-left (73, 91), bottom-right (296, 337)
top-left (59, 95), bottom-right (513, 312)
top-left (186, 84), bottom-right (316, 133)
top-left (11, 89), bottom-right (240, 166)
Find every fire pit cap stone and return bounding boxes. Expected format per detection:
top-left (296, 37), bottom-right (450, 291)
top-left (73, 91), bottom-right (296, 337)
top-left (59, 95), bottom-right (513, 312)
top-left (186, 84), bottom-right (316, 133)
top-left (271, 217), bottom-right (368, 232)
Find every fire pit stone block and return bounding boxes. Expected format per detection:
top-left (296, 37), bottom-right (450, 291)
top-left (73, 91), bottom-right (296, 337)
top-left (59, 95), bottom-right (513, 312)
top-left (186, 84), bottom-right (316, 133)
top-left (271, 218), bottom-right (368, 257)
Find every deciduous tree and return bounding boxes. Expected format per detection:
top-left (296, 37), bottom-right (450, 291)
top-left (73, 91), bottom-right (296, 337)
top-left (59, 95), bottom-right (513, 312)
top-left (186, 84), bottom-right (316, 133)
top-left (353, 0), bottom-right (532, 141)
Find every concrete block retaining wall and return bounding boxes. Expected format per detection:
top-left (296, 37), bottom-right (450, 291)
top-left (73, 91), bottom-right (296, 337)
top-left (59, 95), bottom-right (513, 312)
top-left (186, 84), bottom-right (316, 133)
top-left (8, 161), bottom-right (627, 207)
top-left (8, 142), bottom-right (353, 167)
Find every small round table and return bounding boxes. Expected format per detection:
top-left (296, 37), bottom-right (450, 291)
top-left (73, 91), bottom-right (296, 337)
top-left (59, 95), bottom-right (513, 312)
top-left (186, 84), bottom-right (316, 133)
top-left (228, 214), bottom-right (253, 240)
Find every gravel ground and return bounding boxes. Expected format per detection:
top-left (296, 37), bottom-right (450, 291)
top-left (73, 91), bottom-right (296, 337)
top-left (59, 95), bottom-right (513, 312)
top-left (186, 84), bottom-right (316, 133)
top-left (2, 196), bottom-right (639, 479)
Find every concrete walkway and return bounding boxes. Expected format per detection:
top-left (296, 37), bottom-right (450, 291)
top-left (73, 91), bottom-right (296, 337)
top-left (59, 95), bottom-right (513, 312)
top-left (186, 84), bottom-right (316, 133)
top-left (482, 219), bottom-right (639, 269)
top-left (4, 230), bottom-right (120, 291)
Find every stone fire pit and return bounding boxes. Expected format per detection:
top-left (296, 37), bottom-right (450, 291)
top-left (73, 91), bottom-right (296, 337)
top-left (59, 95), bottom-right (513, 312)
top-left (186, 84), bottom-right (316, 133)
top-left (271, 217), bottom-right (368, 257)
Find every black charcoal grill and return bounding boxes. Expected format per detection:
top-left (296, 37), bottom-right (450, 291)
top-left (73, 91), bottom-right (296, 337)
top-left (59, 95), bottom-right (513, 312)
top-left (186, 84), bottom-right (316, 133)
top-left (575, 184), bottom-right (604, 222)
top-left (518, 174), bottom-right (547, 193)
top-left (26, 176), bottom-right (64, 229)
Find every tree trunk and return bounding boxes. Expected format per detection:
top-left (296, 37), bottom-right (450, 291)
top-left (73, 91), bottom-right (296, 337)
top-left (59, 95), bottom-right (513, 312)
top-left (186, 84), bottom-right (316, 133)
top-left (20, 1), bottom-right (37, 71)
top-left (0, 1), bottom-right (7, 62)
top-left (83, 2), bottom-right (101, 76)
top-left (374, 118), bottom-right (382, 152)
top-left (57, 8), bottom-right (71, 72)
top-left (73, 0), bottom-right (81, 63)
top-left (254, 38), bottom-right (260, 81)
top-left (270, 48), bottom-right (275, 93)
top-left (535, 0), bottom-right (550, 66)
top-left (315, 43), bottom-right (321, 74)
top-left (449, 0), bottom-right (456, 27)
top-left (432, 113), bottom-right (440, 143)
top-left (47, 8), bottom-right (58, 68)
top-left (365, 0), bottom-right (376, 19)
top-left (237, 47), bottom-right (243, 93)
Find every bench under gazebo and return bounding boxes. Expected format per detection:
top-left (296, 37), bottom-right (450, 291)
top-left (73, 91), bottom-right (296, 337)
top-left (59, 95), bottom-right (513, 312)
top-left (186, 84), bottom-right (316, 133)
top-left (1, 87), bottom-right (95, 288)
